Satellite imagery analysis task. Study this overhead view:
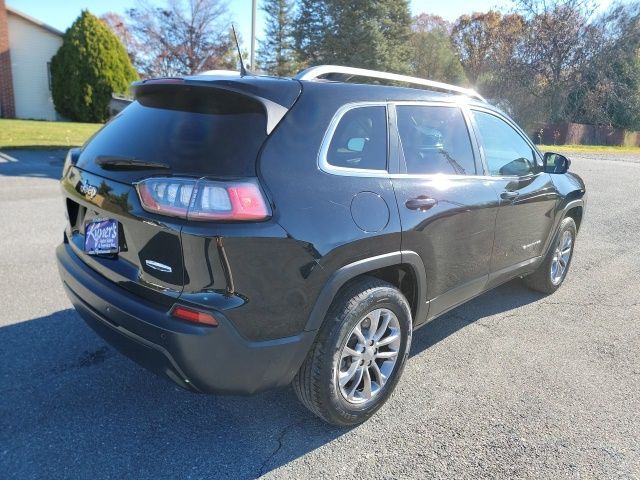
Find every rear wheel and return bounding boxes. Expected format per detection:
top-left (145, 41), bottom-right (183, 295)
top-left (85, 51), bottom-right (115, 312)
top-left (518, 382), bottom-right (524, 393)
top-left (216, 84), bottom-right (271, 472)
top-left (293, 277), bottom-right (412, 426)
top-left (523, 217), bottom-right (577, 294)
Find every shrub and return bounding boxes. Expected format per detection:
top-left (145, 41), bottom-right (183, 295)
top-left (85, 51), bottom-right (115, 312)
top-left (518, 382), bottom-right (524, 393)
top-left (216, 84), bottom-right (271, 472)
top-left (50, 10), bottom-right (138, 122)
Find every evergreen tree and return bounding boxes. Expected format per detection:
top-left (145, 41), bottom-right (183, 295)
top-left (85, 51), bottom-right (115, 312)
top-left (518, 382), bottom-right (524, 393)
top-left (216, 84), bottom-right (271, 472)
top-left (325, 0), bottom-right (411, 72)
top-left (257, 0), bottom-right (299, 76)
top-left (293, 0), bottom-right (412, 73)
top-left (293, 0), bottom-right (328, 67)
top-left (51, 10), bottom-right (138, 122)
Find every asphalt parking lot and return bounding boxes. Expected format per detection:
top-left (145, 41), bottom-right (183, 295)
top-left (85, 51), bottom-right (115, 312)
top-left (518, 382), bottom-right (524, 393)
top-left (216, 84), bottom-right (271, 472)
top-left (1, 149), bottom-right (638, 479)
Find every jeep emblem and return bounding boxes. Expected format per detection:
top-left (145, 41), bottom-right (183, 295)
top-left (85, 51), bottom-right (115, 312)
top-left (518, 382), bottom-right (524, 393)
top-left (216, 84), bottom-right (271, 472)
top-left (79, 180), bottom-right (98, 200)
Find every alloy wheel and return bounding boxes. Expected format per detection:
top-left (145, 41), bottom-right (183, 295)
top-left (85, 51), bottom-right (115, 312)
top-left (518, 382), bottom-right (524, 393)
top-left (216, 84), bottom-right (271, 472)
top-left (336, 308), bottom-right (401, 405)
top-left (551, 229), bottom-right (573, 285)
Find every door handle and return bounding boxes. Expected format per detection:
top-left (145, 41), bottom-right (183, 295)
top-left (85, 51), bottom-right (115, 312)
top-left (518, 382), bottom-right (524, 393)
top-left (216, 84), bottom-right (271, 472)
top-left (500, 191), bottom-right (520, 200)
top-left (405, 196), bottom-right (437, 211)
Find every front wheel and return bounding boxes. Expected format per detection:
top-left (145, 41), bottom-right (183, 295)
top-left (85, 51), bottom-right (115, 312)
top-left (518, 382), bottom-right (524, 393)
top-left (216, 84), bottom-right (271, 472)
top-left (523, 216), bottom-right (577, 294)
top-left (293, 277), bottom-right (412, 426)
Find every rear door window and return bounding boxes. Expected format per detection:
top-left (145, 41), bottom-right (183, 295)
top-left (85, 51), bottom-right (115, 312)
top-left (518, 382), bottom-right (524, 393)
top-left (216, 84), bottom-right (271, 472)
top-left (396, 105), bottom-right (476, 175)
top-left (326, 106), bottom-right (387, 171)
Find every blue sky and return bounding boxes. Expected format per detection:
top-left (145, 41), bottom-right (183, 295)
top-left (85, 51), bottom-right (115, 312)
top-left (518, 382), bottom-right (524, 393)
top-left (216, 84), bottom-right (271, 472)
top-left (9, 0), bottom-right (615, 50)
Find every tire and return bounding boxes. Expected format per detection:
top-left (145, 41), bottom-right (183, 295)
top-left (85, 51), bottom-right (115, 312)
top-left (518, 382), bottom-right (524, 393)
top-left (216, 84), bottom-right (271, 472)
top-left (293, 276), bottom-right (412, 426)
top-left (523, 216), bottom-right (577, 294)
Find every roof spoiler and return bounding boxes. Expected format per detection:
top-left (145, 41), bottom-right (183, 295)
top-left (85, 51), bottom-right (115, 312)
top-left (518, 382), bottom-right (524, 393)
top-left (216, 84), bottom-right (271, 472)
top-left (131, 78), bottom-right (290, 135)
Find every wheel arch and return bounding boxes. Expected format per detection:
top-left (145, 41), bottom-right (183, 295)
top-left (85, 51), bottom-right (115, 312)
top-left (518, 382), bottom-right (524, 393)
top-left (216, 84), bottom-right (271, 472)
top-left (541, 198), bottom-right (585, 258)
top-left (565, 204), bottom-right (584, 232)
top-left (304, 251), bottom-right (427, 333)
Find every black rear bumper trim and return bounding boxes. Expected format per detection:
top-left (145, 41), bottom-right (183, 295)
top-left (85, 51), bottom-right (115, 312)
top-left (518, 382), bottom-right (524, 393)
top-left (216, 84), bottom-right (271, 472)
top-left (56, 242), bottom-right (316, 394)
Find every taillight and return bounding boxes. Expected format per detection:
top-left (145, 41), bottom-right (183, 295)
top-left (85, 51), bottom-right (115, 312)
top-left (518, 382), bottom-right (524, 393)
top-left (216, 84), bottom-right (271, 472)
top-left (136, 177), bottom-right (270, 221)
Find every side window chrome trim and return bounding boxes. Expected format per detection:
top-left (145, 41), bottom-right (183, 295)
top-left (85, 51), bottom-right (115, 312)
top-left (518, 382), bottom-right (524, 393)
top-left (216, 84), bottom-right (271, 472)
top-left (318, 99), bottom-right (476, 178)
top-left (385, 173), bottom-right (525, 181)
top-left (318, 102), bottom-right (390, 177)
top-left (390, 100), bottom-right (470, 107)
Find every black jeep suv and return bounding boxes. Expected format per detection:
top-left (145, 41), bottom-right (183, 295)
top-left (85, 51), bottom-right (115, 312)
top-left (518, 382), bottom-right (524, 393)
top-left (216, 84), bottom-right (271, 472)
top-left (56, 65), bottom-right (586, 426)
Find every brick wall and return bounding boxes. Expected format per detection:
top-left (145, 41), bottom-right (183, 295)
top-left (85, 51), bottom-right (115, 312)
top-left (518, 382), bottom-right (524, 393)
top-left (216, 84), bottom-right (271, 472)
top-left (0, 0), bottom-right (16, 118)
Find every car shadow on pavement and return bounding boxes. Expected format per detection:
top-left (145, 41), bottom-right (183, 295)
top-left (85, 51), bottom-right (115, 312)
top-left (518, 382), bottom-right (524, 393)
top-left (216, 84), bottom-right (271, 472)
top-left (0, 309), bottom-right (345, 479)
top-left (410, 279), bottom-right (546, 357)
top-left (0, 149), bottom-right (67, 179)
top-left (0, 279), bottom-right (544, 479)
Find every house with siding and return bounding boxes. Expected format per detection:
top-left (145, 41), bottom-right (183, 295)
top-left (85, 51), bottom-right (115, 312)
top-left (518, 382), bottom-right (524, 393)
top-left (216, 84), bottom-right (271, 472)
top-left (0, 1), bottom-right (63, 120)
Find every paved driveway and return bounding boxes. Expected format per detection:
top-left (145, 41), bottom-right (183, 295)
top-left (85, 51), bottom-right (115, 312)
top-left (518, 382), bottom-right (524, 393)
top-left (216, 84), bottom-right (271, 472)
top-left (0, 149), bottom-right (638, 479)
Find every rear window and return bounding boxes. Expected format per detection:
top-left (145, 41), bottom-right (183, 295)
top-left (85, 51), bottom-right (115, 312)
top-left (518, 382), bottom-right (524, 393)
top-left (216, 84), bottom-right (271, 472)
top-left (77, 88), bottom-right (267, 181)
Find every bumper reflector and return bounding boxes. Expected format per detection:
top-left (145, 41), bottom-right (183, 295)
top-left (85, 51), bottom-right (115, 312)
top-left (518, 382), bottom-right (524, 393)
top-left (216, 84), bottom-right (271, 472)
top-left (171, 305), bottom-right (218, 326)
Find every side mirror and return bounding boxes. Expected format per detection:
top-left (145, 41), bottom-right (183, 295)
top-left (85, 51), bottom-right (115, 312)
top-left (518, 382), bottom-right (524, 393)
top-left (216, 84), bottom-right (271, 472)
top-left (543, 152), bottom-right (570, 174)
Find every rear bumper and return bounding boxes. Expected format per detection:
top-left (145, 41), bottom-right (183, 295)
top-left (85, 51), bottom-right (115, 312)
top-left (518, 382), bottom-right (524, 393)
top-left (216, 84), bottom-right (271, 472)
top-left (56, 242), bottom-right (315, 394)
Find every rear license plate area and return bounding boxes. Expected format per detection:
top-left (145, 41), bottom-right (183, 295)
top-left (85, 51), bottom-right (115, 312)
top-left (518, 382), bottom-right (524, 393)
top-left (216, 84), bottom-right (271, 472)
top-left (84, 219), bottom-right (119, 255)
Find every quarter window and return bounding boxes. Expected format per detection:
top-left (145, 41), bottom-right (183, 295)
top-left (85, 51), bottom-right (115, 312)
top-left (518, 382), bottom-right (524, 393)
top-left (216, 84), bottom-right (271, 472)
top-left (396, 105), bottom-right (476, 175)
top-left (472, 110), bottom-right (537, 176)
top-left (326, 106), bottom-right (387, 171)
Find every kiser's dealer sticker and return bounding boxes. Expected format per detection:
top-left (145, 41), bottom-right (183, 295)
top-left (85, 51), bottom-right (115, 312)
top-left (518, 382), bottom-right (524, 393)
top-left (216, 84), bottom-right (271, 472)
top-left (85, 219), bottom-right (119, 255)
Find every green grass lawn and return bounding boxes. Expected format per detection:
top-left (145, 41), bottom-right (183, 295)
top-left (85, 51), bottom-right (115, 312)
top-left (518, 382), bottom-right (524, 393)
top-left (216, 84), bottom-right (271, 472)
top-left (0, 119), bottom-right (102, 149)
top-left (539, 144), bottom-right (640, 154)
top-left (1, 118), bottom-right (639, 154)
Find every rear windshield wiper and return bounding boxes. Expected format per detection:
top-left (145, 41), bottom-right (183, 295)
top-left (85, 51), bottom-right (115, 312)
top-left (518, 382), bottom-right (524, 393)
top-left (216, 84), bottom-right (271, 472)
top-left (96, 156), bottom-right (170, 170)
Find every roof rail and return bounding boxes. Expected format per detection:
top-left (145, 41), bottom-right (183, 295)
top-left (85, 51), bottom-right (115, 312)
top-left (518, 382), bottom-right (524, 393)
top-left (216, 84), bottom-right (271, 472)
top-left (295, 65), bottom-right (486, 102)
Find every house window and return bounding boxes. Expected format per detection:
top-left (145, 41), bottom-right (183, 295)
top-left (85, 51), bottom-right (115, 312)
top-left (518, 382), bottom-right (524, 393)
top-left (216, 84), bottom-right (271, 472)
top-left (47, 62), bottom-right (52, 91)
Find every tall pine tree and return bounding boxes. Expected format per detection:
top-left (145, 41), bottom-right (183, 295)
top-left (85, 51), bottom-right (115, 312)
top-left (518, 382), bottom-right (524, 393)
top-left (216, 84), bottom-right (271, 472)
top-left (293, 0), bottom-right (412, 73)
top-left (257, 0), bottom-right (298, 76)
top-left (293, 0), bottom-right (328, 67)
